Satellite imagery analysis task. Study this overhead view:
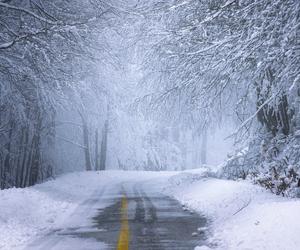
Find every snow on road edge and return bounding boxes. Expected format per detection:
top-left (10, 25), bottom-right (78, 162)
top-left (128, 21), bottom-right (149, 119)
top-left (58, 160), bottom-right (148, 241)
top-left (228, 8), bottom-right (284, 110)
top-left (2, 169), bottom-right (300, 250)
top-left (0, 170), bottom-right (175, 250)
top-left (0, 171), bottom-right (118, 250)
top-left (162, 169), bottom-right (300, 250)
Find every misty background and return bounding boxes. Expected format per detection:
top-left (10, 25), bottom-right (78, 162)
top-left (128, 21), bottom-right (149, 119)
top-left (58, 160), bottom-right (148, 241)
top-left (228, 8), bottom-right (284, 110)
top-left (0, 0), bottom-right (299, 197)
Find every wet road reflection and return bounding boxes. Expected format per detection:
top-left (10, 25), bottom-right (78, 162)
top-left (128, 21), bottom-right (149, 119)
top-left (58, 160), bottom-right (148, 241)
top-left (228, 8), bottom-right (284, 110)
top-left (61, 186), bottom-right (207, 249)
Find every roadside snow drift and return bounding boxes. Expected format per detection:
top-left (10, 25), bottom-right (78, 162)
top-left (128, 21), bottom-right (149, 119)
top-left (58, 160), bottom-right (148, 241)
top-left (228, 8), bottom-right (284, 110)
top-left (163, 170), bottom-right (300, 250)
top-left (1, 169), bottom-right (300, 250)
top-left (0, 172), bottom-right (111, 250)
top-left (0, 170), bottom-right (173, 250)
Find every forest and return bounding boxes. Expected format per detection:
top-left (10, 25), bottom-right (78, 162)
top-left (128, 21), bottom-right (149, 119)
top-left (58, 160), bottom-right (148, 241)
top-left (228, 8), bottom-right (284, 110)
top-left (0, 0), bottom-right (299, 197)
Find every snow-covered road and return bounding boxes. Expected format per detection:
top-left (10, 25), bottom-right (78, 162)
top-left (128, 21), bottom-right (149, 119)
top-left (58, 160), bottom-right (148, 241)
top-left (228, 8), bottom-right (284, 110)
top-left (24, 180), bottom-right (207, 250)
top-left (1, 169), bottom-right (300, 250)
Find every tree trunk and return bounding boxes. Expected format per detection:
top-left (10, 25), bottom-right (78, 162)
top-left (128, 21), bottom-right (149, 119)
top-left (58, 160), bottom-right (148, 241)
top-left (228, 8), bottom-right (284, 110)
top-left (95, 129), bottom-right (100, 170)
top-left (3, 119), bottom-right (14, 188)
top-left (83, 121), bottom-right (92, 171)
top-left (99, 119), bottom-right (108, 171)
top-left (29, 112), bottom-right (42, 186)
top-left (200, 128), bottom-right (207, 165)
top-left (256, 68), bottom-right (290, 136)
top-left (16, 128), bottom-right (26, 187)
top-left (24, 137), bottom-right (34, 187)
top-left (20, 128), bottom-right (29, 188)
top-left (78, 111), bottom-right (92, 171)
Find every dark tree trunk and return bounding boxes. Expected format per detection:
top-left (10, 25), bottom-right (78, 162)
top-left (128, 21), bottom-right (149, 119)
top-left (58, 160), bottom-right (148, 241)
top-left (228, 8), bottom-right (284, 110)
top-left (29, 134), bottom-right (41, 186)
top-left (3, 119), bottom-right (14, 188)
top-left (83, 121), bottom-right (92, 171)
top-left (256, 68), bottom-right (291, 136)
top-left (29, 111), bottom-right (42, 186)
top-left (20, 128), bottom-right (29, 188)
top-left (95, 129), bottom-right (100, 170)
top-left (201, 128), bottom-right (207, 165)
top-left (79, 111), bottom-right (92, 171)
top-left (99, 119), bottom-right (108, 171)
top-left (24, 134), bottom-right (36, 187)
top-left (16, 128), bottom-right (26, 187)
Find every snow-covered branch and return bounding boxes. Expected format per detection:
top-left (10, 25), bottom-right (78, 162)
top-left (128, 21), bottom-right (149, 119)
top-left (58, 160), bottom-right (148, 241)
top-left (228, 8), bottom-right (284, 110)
top-left (0, 2), bottom-right (58, 25)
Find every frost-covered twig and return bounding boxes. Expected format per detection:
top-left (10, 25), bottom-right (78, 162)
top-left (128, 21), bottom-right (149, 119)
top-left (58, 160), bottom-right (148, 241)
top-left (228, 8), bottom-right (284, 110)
top-left (228, 88), bottom-right (283, 140)
top-left (233, 198), bottom-right (251, 216)
top-left (0, 29), bottom-right (47, 49)
top-left (56, 135), bottom-right (87, 149)
top-left (0, 3), bottom-right (57, 25)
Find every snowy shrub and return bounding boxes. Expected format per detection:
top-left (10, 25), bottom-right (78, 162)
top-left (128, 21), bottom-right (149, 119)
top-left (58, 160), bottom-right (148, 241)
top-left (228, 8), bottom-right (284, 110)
top-left (221, 131), bottom-right (300, 197)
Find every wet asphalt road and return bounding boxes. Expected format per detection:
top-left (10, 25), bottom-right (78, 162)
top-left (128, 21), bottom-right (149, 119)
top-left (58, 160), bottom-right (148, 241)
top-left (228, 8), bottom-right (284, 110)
top-left (25, 182), bottom-right (207, 250)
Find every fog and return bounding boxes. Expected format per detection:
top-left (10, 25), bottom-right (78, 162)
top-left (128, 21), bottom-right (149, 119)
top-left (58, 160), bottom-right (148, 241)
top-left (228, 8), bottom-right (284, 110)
top-left (1, 1), bottom-right (299, 249)
top-left (0, 0), bottom-right (298, 190)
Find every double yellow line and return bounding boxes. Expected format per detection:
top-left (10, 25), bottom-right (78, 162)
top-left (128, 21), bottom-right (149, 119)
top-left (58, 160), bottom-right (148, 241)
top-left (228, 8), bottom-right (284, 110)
top-left (117, 196), bottom-right (130, 250)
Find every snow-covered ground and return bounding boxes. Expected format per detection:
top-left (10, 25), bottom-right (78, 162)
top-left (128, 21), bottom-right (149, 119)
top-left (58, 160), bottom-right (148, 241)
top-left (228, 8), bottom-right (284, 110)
top-left (0, 171), bottom-right (172, 250)
top-left (0, 172), bottom-right (109, 250)
top-left (162, 169), bottom-right (300, 250)
top-left (1, 169), bottom-right (299, 250)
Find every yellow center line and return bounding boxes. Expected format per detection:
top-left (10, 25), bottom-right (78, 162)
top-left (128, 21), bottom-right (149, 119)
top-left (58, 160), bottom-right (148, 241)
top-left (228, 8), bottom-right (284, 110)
top-left (117, 195), bottom-right (130, 250)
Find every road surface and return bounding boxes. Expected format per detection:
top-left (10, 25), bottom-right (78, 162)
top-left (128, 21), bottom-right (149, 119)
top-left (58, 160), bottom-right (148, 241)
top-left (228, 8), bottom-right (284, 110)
top-left (25, 181), bottom-right (207, 250)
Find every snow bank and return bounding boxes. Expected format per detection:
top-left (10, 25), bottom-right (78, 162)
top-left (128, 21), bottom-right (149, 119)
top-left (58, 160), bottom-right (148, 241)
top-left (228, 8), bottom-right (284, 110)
top-left (163, 169), bottom-right (300, 250)
top-left (0, 187), bottom-right (71, 249)
top-left (2, 169), bottom-right (299, 250)
top-left (0, 170), bottom-right (174, 250)
top-left (0, 172), bottom-right (117, 250)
